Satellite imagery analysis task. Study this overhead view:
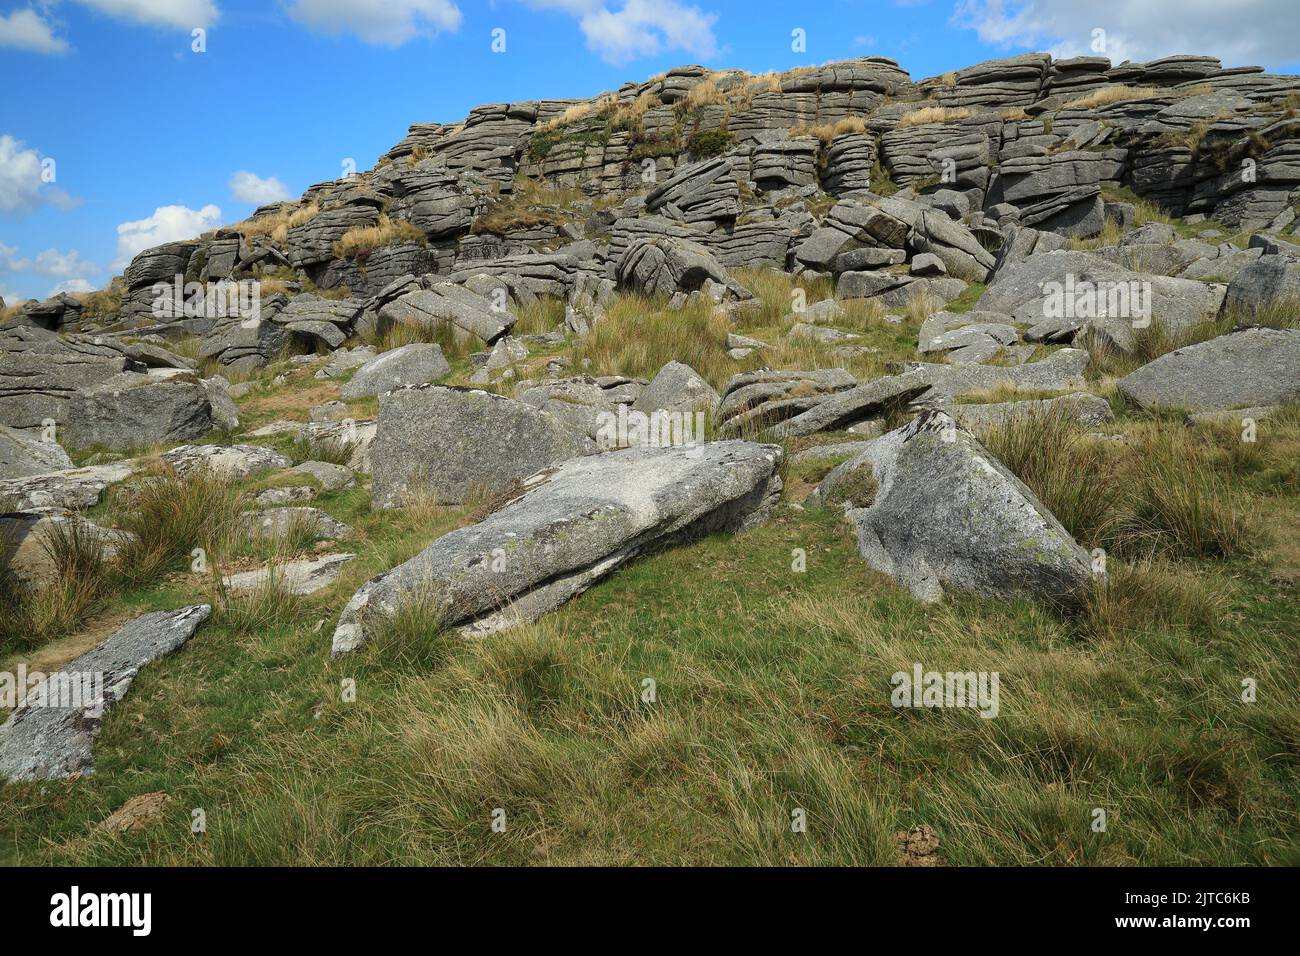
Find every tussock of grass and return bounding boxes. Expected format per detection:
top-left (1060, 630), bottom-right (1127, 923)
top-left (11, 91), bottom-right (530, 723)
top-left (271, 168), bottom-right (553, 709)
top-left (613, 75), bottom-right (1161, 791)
top-left (112, 470), bottom-right (247, 587)
top-left (896, 106), bottom-right (974, 128)
top-left (981, 410), bottom-right (1260, 559)
top-left (791, 116), bottom-right (868, 143)
top-left (235, 202), bottom-right (318, 246)
top-left (333, 215), bottom-right (426, 259)
top-left (1062, 85), bottom-right (1164, 110)
top-left (0, 518), bottom-right (110, 653)
top-left (572, 293), bottom-right (731, 388)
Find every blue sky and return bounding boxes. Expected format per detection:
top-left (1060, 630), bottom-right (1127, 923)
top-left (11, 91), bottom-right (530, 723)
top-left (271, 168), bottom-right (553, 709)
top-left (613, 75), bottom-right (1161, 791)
top-left (2, 0), bottom-right (1298, 303)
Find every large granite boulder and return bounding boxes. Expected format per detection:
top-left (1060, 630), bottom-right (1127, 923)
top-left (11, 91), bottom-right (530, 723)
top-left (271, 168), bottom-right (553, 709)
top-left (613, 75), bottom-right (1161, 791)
top-left (62, 374), bottom-right (215, 450)
top-left (332, 441), bottom-right (783, 653)
top-left (1118, 327), bottom-right (1300, 412)
top-left (811, 410), bottom-right (1094, 606)
top-left (370, 385), bottom-right (595, 507)
top-left (340, 343), bottom-right (450, 399)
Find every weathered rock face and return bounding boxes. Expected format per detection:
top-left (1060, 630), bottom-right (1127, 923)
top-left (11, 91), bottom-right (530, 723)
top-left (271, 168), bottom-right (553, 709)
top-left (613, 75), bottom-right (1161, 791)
top-left (332, 440), bottom-right (783, 654)
top-left (376, 281), bottom-right (514, 345)
top-left (339, 343), bottom-right (450, 399)
top-left (1118, 327), bottom-right (1300, 412)
top-left (0, 461), bottom-right (135, 512)
top-left (812, 410), bottom-right (1094, 606)
top-left (370, 385), bottom-right (596, 507)
top-left (0, 347), bottom-right (135, 431)
top-left (0, 424), bottom-right (73, 479)
top-left (616, 235), bottom-right (733, 297)
top-left (906, 348), bottom-right (1090, 403)
top-left (633, 361), bottom-right (721, 417)
top-left (767, 371), bottom-right (932, 438)
top-left (62, 374), bottom-right (215, 450)
top-left (240, 507), bottom-right (353, 542)
top-left (976, 250), bottom-right (1225, 352)
top-left (951, 392), bottom-right (1114, 430)
top-left (517, 374), bottom-right (645, 439)
top-left (0, 606), bottom-right (211, 782)
top-left (221, 553), bottom-right (355, 596)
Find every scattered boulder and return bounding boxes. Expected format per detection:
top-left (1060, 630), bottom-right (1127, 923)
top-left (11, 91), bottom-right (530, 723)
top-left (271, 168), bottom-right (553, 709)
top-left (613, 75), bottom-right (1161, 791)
top-left (1118, 327), bottom-right (1300, 412)
top-left (339, 343), bottom-right (450, 400)
top-left (812, 410), bottom-right (1094, 606)
top-left (221, 553), bottom-right (356, 596)
top-left (332, 441), bottom-right (783, 654)
top-left (370, 385), bottom-right (595, 507)
top-left (160, 443), bottom-right (292, 480)
top-left (0, 606), bottom-right (212, 782)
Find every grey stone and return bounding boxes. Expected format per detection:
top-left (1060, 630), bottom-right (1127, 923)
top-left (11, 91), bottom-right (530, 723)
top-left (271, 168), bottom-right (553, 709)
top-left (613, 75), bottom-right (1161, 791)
top-left (371, 386), bottom-right (595, 507)
top-left (332, 441), bottom-right (783, 654)
top-left (812, 410), bottom-right (1094, 606)
top-left (161, 443), bottom-right (292, 480)
top-left (340, 343), bottom-right (450, 400)
top-left (0, 424), bottom-right (72, 479)
top-left (1118, 327), bottom-right (1300, 412)
top-left (221, 554), bottom-right (356, 596)
top-left (0, 606), bottom-right (212, 782)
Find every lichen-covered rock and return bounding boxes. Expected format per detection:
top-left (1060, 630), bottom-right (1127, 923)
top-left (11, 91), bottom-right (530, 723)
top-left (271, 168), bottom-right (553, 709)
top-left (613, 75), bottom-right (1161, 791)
top-left (0, 606), bottom-right (211, 782)
top-left (1118, 327), bottom-right (1300, 412)
top-left (812, 410), bottom-right (1094, 606)
top-left (340, 343), bottom-right (450, 399)
top-left (332, 441), bottom-right (783, 654)
top-left (370, 385), bottom-right (595, 507)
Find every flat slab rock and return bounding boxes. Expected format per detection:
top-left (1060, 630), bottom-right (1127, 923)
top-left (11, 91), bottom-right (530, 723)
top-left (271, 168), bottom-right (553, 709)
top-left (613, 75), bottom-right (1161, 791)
top-left (0, 461), bottom-right (135, 512)
top-left (1118, 327), bottom-right (1300, 412)
top-left (332, 441), bottom-right (783, 655)
top-left (161, 443), bottom-right (292, 480)
top-left (0, 606), bottom-right (211, 782)
top-left (222, 554), bottom-right (355, 596)
top-left (811, 411), bottom-right (1094, 607)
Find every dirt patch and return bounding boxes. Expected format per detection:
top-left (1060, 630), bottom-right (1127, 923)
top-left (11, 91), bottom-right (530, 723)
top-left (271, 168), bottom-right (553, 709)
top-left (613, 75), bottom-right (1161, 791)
top-left (895, 825), bottom-right (943, 866)
top-left (99, 791), bottom-right (172, 834)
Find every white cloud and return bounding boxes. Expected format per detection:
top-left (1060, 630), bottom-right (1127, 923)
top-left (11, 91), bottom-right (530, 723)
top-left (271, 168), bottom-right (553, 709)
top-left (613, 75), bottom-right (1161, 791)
top-left (74, 0), bottom-right (219, 31)
top-left (0, 134), bottom-right (79, 214)
top-left (0, 8), bottom-right (70, 53)
top-left (229, 170), bottom-right (292, 205)
top-left (529, 0), bottom-right (720, 64)
top-left (0, 243), bottom-right (98, 277)
top-left (48, 278), bottom-right (96, 296)
top-left (286, 0), bottom-right (461, 46)
top-left (951, 0), bottom-right (1300, 69)
top-left (113, 203), bottom-right (222, 268)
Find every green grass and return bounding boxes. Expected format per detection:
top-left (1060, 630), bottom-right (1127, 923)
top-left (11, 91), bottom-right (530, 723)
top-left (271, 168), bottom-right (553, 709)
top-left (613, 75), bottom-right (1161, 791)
top-left (2, 285), bottom-right (1298, 867)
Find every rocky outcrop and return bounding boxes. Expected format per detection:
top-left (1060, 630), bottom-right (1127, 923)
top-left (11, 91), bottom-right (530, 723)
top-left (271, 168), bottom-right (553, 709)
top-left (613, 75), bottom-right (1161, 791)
top-left (332, 441), bottom-right (783, 653)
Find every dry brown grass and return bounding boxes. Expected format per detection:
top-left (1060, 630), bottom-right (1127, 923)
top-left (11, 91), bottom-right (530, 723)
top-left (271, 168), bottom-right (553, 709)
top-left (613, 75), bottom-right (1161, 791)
top-left (791, 116), bottom-right (868, 143)
top-left (540, 94), bottom-right (617, 132)
top-left (896, 106), bottom-right (974, 128)
top-left (234, 202), bottom-right (320, 246)
top-left (1062, 85), bottom-right (1164, 110)
top-left (333, 215), bottom-right (426, 259)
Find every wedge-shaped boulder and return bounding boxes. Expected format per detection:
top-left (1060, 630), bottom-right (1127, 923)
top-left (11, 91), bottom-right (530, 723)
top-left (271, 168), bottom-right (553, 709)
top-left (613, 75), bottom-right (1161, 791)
top-left (0, 606), bottom-right (211, 782)
top-left (371, 385), bottom-right (595, 508)
top-left (1118, 327), bottom-right (1300, 412)
top-left (0, 424), bottom-right (72, 479)
top-left (767, 371), bottom-right (931, 438)
top-left (332, 441), bottom-right (783, 654)
top-left (340, 343), bottom-right (450, 399)
top-left (377, 283), bottom-right (513, 345)
top-left (812, 411), bottom-right (1094, 606)
top-left (616, 236), bottom-right (732, 297)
